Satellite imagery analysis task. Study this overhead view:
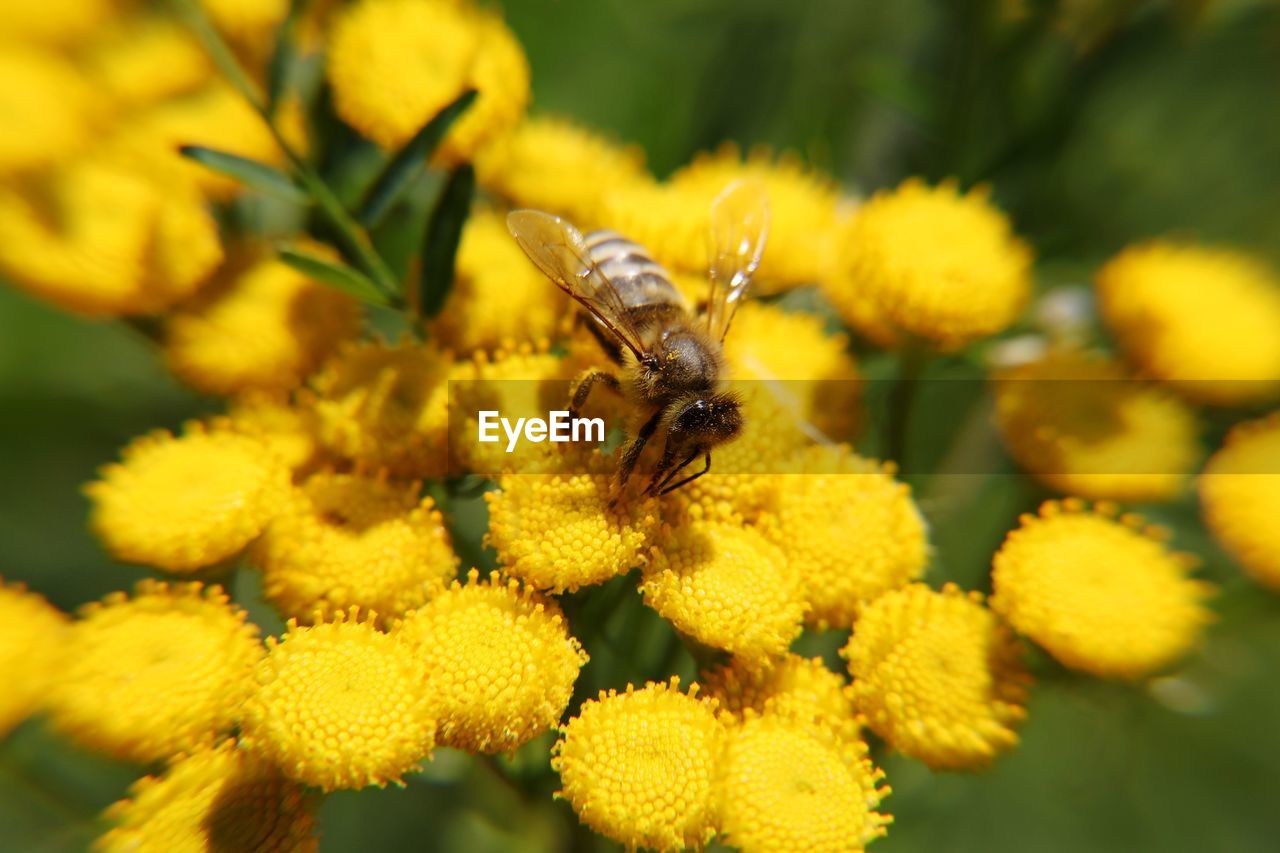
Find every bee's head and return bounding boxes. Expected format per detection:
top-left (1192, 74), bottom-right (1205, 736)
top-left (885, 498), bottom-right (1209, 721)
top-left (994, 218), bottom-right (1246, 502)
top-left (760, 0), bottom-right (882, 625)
top-left (666, 391), bottom-right (743, 452)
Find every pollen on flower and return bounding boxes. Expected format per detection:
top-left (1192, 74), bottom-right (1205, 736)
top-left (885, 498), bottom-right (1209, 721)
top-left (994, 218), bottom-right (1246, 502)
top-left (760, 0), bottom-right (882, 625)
top-left (833, 178), bottom-right (1032, 349)
top-left (991, 500), bottom-right (1214, 679)
top-left (716, 715), bottom-right (890, 853)
top-left (163, 253), bottom-right (361, 396)
top-left (241, 609), bottom-right (436, 791)
top-left (1199, 413), bottom-right (1280, 591)
top-left (253, 472), bottom-right (458, 624)
top-left (485, 450), bottom-right (658, 592)
top-left (0, 46), bottom-right (100, 177)
top-left (842, 583), bottom-right (1030, 770)
top-left (0, 582), bottom-right (68, 737)
top-left (759, 446), bottom-right (927, 629)
top-left (96, 740), bottom-right (318, 853)
top-left (702, 654), bottom-right (861, 745)
top-left (1097, 241), bottom-right (1280, 405)
top-left (395, 570), bottom-right (587, 754)
top-left (641, 521), bottom-right (804, 662)
top-left (87, 426), bottom-right (289, 572)
top-left (46, 582), bottom-right (263, 764)
top-left (552, 679), bottom-right (723, 851)
top-left (992, 350), bottom-right (1200, 502)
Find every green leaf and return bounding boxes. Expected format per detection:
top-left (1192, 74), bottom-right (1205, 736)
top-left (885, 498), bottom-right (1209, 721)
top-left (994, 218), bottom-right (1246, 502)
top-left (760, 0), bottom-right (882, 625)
top-left (278, 246), bottom-right (395, 307)
top-left (179, 145), bottom-right (307, 203)
top-left (265, 0), bottom-right (309, 116)
top-left (418, 164), bottom-right (475, 318)
top-left (358, 89), bottom-right (478, 228)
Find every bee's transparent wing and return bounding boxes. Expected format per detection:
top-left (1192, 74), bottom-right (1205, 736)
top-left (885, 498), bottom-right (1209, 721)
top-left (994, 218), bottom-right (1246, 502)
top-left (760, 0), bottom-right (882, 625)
top-left (705, 180), bottom-right (770, 342)
top-left (507, 209), bottom-right (646, 360)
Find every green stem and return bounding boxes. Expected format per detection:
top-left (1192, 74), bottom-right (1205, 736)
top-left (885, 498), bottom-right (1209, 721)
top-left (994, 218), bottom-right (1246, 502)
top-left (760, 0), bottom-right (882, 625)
top-left (887, 346), bottom-right (928, 473)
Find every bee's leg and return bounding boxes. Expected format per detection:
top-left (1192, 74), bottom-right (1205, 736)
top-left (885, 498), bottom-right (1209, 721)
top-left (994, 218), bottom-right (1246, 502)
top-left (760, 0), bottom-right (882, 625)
top-left (654, 452), bottom-right (712, 496)
top-left (569, 369), bottom-right (622, 419)
top-left (614, 410), bottom-right (662, 494)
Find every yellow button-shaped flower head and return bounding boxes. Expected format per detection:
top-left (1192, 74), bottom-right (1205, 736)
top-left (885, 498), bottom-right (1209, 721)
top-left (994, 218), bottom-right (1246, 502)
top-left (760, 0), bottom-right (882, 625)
top-left (761, 447), bottom-right (927, 629)
top-left (87, 426), bottom-right (289, 572)
top-left (716, 716), bottom-right (890, 853)
top-left (835, 178), bottom-right (1032, 349)
top-left (1096, 241), bottom-right (1280, 405)
top-left (396, 570), bottom-right (587, 754)
top-left (0, 0), bottom-right (119, 46)
top-left (254, 472), bottom-right (458, 624)
top-left (0, 46), bottom-right (99, 177)
top-left (306, 340), bottom-right (452, 478)
top-left (241, 610), bottom-right (436, 790)
top-left (991, 501), bottom-right (1213, 679)
top-left (0, 582), bottom-right (68, 737)
top-left (97, 740), bottom-right (318, 853)
top-left (703, 654), bottom-right (861, 746)
top-left (47, 582), bottom-right (263, 764)
top-left (485, 453), bottom-right (659, 592)
top-left (641, 522), bottom-right (804, 662)
top-left (87, 17), bottom-right (211, 108)
top-left (164, 254), bottom-right (361, 396)
top-left (553, 679), bottom-right (723, 851)
top-left (212, 394), bottom-right (321, 475)
top-left (1200, 413), bottom-right (1280, 590)
top-left (599, 178), bottom-right (719, 281)
top-left (842, 583), bottom-right (1030, 770)
top-left (993, 350), bottom-right (1201, 502)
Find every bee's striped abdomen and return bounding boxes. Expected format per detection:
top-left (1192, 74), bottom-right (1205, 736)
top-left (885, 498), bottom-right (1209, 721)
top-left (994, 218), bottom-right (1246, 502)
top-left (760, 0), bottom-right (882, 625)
top-left (583, 230), bottom-right (687, 311)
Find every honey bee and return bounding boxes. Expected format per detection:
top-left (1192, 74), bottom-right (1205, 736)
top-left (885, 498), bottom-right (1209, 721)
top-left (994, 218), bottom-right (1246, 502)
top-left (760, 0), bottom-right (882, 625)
top-left (506, 181), bottom-right (769, 497)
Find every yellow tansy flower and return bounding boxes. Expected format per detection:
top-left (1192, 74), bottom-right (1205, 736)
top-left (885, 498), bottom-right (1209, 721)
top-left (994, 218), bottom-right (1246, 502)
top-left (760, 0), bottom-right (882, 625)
top-left (485, 451), bottom-right (659, 592)
top-left (0, 159), bottom-right (222, 317)
top-left (253, 471), bottom-right (457, 623)
top-left (210, 394), bottom-right (322, 475)
top-left (87, 426), bottom-right (289, 572)
top-left (1200, 413), bottom-right (1280, 590)
top-left (717, 715), bottom-right (890, 853)
top-left (241, 609), bottom-right (436, 790)
top-left (0, 582), bottom-right (68, 737)
top-left (87, 16), bottom-right (211, 108)
top-left (991, 500), bottom-right (1214, 679)
top-left (47, 582), bottom-right (263, 764)
top-left (833, 178), bottom-right (1032, 349)
top-left (1096, 241), bottom-right (1280, 405)
top-left (553, 680), bottom-right (723, 851)
top-left (992, 350), bottom-right (1200, 502)
top-left (598, 178), bottom-right (721, 279)
top-left (0, 0), bottom-right (120, 46)
top-left (641, 521), bottom-right (804, 661)
top-left (201, 0), bottom-right (289, 50)
top-left (163, 253), bottom-right (361, 396)
top-left (475, 115), bottom-right (649, 224)
top-left (760, 446), bottom-right (927, 629)
top-left (703, 654), bottom-right (861, 745)
top-left (97, 741), bottom-right (318, 853)
top-left (305, 339), bottom-right (452, 478)
top-left (395, 571), bottom-right (587, 754)
top-left (0, 46), bottom-right (101, 177)
top-left (842, 583), bottom-right (1030, 770)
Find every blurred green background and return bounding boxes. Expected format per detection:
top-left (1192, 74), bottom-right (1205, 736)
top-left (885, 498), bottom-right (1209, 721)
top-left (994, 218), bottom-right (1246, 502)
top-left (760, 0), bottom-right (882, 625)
top-left (3, 0), bottom-right (1280, 850)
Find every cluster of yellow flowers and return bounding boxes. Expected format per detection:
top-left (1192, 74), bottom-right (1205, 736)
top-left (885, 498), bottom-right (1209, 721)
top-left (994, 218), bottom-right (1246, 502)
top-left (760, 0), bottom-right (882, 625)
top-left (3, 1), bottom-right (1279, 852)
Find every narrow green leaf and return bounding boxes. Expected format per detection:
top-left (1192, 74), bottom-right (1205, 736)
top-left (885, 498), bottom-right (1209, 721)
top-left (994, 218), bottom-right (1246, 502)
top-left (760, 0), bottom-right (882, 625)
top-left (418, 164), bottom-right (475, 318)
top-left (278, 246), bottom-right (394, 307)
top-left (266, 0), bottom-right (309, 116)
top-left (179, 145), bottom-right (307, 203)
top-left (358, 89), bottom-right (478, 228)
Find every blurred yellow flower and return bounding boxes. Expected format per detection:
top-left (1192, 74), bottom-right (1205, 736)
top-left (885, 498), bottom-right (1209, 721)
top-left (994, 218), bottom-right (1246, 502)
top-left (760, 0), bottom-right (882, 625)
top-left (87, 426), bottom-right (289, 572)
top-left (211, 394), bottom-right (322, 474)
top-left (436, 6), bottom-right (530, 165)
top-left (1200, 413), bottom-right (1280, 590)
top-left (553, 680), bottom-right (723, 851)
top-left (475, 115), bottom-right (648, 225)
top-left (1096, 241), bottom-right (1280, 405)
top-left (0, 46), bottom-right (101, 177)
top-left (47, 582), bottom-right (263, 764)
top-left (0, 0), bottom-right (119, 47)
top-left (97, 741), bottom-right (318, 853)
top-left (842, 583), bottom-right (1029, 770)
top-left (241, 609), bottom-right (436, 791)
top-left (396, 571), bottom-right (587, 754)
top-left (716, 715), bottom-right (890, 853)
top-left (0, 159), bottom-right (222, 316)
top-left (833, 178), bottom-right (1032, 349)
top-left (201, 0), bottom-right (289, 50)
top-left (163, 253), bottom-right (361, 396)
top-left (760, 447), bottom-right (927, 629)
top-left (993, 350), bottom-right (1200, 502)
top-left (253, 472), bottom-right (457, 624)
top-left (88, 16), bottom-right (211, 108)
top-left (702, 654), bottom-right (861, 745)
top-left (991, 500), bottom-right (1213, 679)
top-left (0, 582), bottom-right (68, 738)
top-left (641, 521), bottom-right (804, 661)
top-left (598, 178), bottom-right (713, 279)
top-left (305, 339), bottom-right (453, 478)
